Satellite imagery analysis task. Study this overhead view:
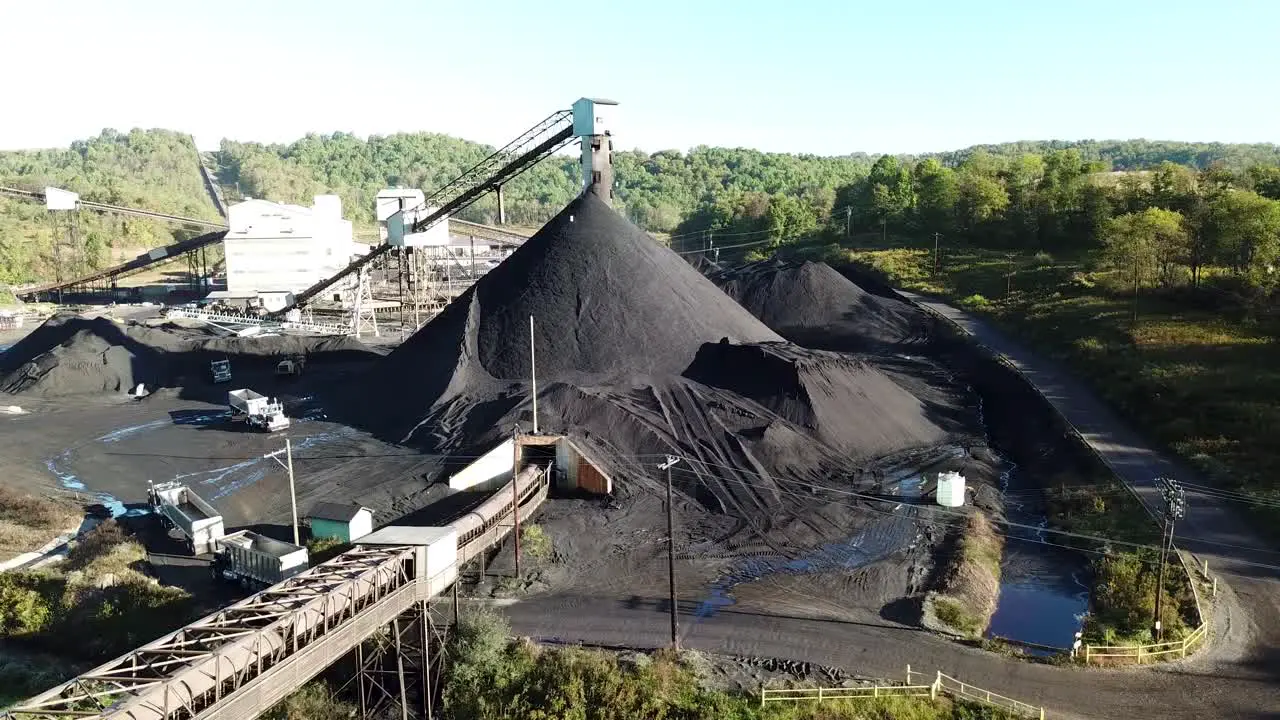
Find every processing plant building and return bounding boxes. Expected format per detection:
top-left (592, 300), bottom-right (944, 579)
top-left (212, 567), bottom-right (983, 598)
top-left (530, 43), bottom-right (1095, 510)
top-left (222, 195), bottom-right (365, 308)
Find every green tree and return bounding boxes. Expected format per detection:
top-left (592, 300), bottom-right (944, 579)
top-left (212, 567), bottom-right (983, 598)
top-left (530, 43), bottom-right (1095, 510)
top-left (1246, 165), bottom-right (1280, 200)
top-left (912, 158), bottom-right (959, 233)
top-left (1104, 208), bottom-right (1188, 319)
top-left (955, 166), bottom-right (1009, 235)
top-left (1204, 191), bottom-right (1280, 285)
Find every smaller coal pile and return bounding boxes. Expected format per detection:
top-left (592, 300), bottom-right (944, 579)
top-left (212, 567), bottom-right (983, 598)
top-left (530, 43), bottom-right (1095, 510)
top-left (685, 340), bottom-right (949, 460)
top-left (1, 314), bottom-right (380, 397)
top-left (709, 259), bottom-right (934, 350)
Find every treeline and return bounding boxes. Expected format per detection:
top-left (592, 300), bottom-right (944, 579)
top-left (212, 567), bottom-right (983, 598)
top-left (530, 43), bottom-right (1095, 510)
top-left (0, 129), bottom-right (221, 284)
top-left (686, 148), bottom-right (1280, 299)
top-left (5, 127), bottom-right (1280, 287)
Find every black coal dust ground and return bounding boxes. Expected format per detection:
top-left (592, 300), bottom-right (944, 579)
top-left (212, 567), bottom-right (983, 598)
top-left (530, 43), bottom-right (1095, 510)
top-left (0, 194), bottom-right (1083, 647)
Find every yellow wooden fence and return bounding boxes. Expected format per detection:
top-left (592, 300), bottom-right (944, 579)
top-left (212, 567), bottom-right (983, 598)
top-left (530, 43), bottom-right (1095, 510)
top-left (760, 667), bottom-right (1046, 719)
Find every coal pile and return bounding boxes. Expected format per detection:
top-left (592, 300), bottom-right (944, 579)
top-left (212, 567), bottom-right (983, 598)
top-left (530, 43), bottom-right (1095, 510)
top-left (1, 314), bottom-right (380, 397)
top-left (358, 194), bottom-right (963, 504)
top-left (708, 259), bottom-right (933, 350)
top-left (685, 341), bottom-right (948, 460)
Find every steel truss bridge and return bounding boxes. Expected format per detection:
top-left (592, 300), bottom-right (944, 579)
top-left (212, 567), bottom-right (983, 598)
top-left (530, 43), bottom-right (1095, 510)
top-left (4, 466), bottom-right (550, 720)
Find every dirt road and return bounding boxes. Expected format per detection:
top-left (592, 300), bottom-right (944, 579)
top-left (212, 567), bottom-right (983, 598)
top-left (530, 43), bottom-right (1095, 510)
top-left (503, 294), bottom-right (1280, 720)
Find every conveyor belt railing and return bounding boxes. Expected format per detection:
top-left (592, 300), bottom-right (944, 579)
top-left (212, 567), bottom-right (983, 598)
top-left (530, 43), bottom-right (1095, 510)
top-left (2, 185), bottom-right (229, 299)
top-left (277, 109), bottom-right (576, 315)
top-left (2, 467), bottom-right (550, 720)
top-left (0, 186), bottom-right (229, 231)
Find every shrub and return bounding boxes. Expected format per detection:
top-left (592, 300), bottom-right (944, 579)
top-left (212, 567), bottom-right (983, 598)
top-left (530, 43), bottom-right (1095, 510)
top-left (959, 294), bottom-right (993, 310)
top-left (262, 682), bottom-right (357, 720)
top-left (0, 576), bottom-right (52, 635)
top-left (520, 524), bottom-right (553, 563)
top-left (305, 536), bottom-right (347, 564)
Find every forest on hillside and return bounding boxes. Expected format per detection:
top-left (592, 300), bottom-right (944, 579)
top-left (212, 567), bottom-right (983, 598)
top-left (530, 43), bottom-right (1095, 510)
top-left (2, 128), bottom-right (1279, 289)
top-left (0, 129), bottom-right (221, 285)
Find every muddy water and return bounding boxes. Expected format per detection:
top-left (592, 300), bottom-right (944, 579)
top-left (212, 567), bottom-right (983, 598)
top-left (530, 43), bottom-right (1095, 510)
top-left (944, 333), bottom-right (1094, 651)
top-left (987, 461), bottom-right (1090, 650)
top-left (688, 450), bottom-right (958, 623)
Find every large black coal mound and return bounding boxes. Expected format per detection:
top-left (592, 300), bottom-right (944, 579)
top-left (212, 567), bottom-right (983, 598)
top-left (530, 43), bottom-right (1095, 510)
top-left (709, 259), bottom-right (933, 350)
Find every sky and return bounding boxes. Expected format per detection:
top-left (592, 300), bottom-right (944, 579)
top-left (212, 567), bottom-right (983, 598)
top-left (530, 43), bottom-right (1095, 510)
top-left (1, 0), bottom-right (1277, 156)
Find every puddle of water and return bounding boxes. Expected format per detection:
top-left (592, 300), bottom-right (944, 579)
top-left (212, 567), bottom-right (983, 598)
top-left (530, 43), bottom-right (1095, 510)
top-left (693, 501), bottom-right (923, 620)
top-left (986, 462), bottom-right (1090, 650)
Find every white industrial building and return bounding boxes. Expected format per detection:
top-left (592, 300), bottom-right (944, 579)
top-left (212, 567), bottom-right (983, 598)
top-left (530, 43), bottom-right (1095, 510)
top-left (221, 196), bottom-right (365, 307)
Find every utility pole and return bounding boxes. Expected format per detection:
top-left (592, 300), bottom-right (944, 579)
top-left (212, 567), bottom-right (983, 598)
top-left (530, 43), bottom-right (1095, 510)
top-left (845, 206), bottom-right (852, 238)
top-left (1154, 477), bottom-right (1186, 642)
top-left (529, 315), bottom-right (539, 434)
top-left (511, 424), bottom-right (522, 579)
top-left (658, 455), bottom-right (682, 649)
top-left (933, 233), bottom-right (942, 276)
top-left (264, 439), bottom-right (300, 546)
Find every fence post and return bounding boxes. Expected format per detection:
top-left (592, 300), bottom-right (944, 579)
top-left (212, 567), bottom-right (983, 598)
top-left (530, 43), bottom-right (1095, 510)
top-left (1084, 645), bottom-right (1090, 664)
top-left (1040, 708), bottom-right (1045, 720)
top-left (906, 664), bottom-right (911, 686)
top-left (759, 686), bottom-right (764, 709)
top-left (818, 687), bottom-right (823, 703)
top-left (1212, 577), bottom-right (1217, 597)
top-left (932, 671), bottom-right (941, 700)
top-left (1137, 644), bottom-right (1144, 664)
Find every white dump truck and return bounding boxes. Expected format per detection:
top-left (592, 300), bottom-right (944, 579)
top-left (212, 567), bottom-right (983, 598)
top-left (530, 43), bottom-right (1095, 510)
top-left (210, 359), bottom-right (231, 383)
top-left (228, 389), bottom-right (290, 432)
top-left (213, 530), bottom-right (309, 588)
top-left (147, 481), bottom-right (225, 555)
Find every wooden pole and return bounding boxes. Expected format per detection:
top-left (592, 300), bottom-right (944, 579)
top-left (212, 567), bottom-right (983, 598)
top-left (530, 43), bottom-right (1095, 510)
top-left (286, 439), bottom-right (299, 546)
top-left (512, 427), bottom-right (522, 578)
top-left (667, 463), bottom-right (678, 648)
top-left (530, 315), bottom-right (538, 434)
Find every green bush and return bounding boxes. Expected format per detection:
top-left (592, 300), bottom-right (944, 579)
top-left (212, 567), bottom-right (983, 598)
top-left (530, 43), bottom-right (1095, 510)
top-left (1086, 550), bottom-right (1190, 644)
top-left (958, 294), bottom-right (992, 310)
top-left (262, 682), bottom-right (358, 720)
top-left (0, 576), bottom-right (52, 636)
top-left (305, 536), bottom-right (347, 564)
top-left (520, 524), bottom-right (553, 563)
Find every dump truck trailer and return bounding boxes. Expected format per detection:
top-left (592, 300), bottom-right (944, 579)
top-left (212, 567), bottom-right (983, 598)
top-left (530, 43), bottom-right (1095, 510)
top-left (228, 388), bottom-right (290, 431)
top-left (147, 481), bottom-right (225, 555)
top-left (213, 530), bottom-right (309, 588)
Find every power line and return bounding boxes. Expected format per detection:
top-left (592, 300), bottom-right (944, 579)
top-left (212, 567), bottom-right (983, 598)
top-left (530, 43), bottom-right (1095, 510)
top-left (633, 453), bottom-right (1280, 562)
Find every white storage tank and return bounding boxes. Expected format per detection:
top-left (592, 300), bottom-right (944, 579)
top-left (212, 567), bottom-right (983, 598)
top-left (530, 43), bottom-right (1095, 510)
top-left (936, 471), bottom-right (966, 508)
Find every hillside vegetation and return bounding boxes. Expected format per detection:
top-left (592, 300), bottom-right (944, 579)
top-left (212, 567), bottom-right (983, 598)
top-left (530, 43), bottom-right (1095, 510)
top-left (4, 126), bottom-right (1279, 287)
top-left (0, 129), bottom-right (222, 284)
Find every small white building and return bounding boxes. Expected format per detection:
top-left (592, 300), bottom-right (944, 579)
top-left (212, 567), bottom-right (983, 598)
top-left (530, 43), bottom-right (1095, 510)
top-left (376, 188), bottom-right (425, 242)
top-left (224, 196), bottom-right (363, 299)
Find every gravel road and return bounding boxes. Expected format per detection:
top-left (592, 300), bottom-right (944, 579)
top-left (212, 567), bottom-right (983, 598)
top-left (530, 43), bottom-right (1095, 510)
top-left (503, 294), bottom-right (1280, 720)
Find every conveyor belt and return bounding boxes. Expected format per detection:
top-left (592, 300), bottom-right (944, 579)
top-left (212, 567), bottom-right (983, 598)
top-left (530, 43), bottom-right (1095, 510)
top-left (277, 109), bottom-right (576, 314)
